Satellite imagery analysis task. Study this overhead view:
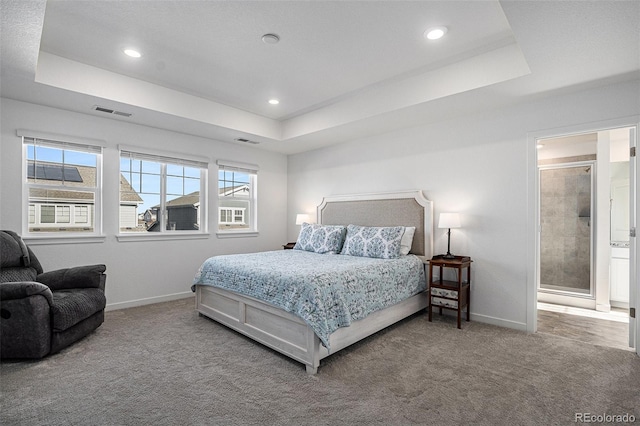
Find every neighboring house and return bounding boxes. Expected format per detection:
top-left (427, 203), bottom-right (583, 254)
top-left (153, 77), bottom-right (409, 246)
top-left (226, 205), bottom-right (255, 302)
top-left (27, 160), bottom-right (143, 231)
top-left (141, 209), bottom-right (156, 224)
top-left (119, 174), bottom-right (144, 230)
top-left (218, 184), bottom-right (250, 230)
top-left (145, 185), bottom-right (249, 231)
top-left (147, 192), bottom-right (201, 231)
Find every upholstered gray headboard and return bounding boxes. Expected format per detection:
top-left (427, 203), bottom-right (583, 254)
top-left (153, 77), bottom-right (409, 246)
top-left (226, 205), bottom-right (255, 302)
top-left (317, 190), bottom-right (433, 258)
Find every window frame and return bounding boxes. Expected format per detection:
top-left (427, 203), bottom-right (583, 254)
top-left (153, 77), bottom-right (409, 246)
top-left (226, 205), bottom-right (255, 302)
top-left (117, 145), bottom-right (209, 240)
top-left (21, 132), bottom-right (104, 240)
top-left (216, 160), bottom-right (258, 236)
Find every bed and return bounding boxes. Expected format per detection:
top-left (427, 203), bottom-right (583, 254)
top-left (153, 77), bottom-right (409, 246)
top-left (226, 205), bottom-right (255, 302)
top-left (193, 190), bottom-right (433, 373)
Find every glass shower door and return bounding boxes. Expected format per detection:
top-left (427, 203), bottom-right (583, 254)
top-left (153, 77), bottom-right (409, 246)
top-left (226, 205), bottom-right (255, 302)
top-left (539, 162), bottom-right (595, 297)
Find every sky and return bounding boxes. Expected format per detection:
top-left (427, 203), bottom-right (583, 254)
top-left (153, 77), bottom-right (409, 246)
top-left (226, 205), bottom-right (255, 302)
top-left (27, 144), bottom-right (248, 213)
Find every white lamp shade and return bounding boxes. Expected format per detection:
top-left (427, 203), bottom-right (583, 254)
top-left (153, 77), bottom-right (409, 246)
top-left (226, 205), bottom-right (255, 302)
top-left (438, 213), bottom-right (461, 229)
top-left (296, 214), bottom-right (310, 225)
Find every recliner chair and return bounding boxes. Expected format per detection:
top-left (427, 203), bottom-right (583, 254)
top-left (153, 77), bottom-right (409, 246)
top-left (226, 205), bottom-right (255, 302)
top-left (0, 230), bottom-right (106, 359)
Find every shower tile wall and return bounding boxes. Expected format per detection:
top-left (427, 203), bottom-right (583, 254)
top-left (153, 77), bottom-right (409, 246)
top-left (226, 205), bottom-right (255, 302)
top-left (540, 163), bottom-right (592, 293)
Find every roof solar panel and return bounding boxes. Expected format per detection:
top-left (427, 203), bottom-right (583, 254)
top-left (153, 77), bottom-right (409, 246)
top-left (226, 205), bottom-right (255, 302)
top-left (27, 163), bottom-right (83, 182)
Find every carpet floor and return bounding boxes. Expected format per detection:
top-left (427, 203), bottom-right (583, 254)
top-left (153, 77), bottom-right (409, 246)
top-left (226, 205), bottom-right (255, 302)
top-left (1, 297), bottom-right (639, 426)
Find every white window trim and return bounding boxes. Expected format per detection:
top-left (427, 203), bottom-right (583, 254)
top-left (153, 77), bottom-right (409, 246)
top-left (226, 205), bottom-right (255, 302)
top-left (119, 144), bottom-right (209, 166)
top-left (21, 132), bottom-right (104, 241)
top-left (116, 232), bottom-right (211, 242)
top-left (216, 231), bottom-right (259, 239)
top-left (24, 235), bottom-right (106, 245)
top-left (118, 145), bottom-right (209, 238)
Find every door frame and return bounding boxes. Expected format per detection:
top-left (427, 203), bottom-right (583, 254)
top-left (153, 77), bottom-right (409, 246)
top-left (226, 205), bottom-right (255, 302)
top-left (629, 126), bottom-right (637, 348)
top-left (526, 116), bottom-right (640, 355)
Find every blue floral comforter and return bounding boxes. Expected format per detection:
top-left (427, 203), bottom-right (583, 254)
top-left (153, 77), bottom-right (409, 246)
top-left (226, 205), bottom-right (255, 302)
top-left (192, 250), bottom-right (426, 349)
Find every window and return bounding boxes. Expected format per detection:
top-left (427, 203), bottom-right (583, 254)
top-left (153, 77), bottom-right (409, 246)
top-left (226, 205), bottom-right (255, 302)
top-left (234, 209), bottom-right (245, 224)
top-left (75, 206), bottom-right (89, 224)
top-left (41, 205), bottom-right (55, 223)
top-left (119, 148), bottom-right (208, 233)
top-left (56, 206), bottom-right (70, 223)
top-left (217, 160), bottom-right (258, 232)
top-left (22, 135), bottom-right (102, 235)
top-left (219, 208), bottom-right (232, 224)
top-left (219, 207), bottom-right (246, 225)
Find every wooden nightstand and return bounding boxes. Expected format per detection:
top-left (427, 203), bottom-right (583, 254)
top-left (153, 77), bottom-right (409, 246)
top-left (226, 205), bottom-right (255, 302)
top-left (428, 256), bottom-right (472, 329)
top-left (282, 242), bottom-right (296, 250)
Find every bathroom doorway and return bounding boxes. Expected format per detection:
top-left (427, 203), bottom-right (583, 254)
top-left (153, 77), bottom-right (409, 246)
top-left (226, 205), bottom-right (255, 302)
top-left (536, 126), bottom-right (635, 351)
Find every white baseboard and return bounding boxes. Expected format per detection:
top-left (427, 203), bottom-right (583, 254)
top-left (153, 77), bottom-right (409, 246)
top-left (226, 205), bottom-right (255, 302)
top-left (470, 313), bottom-right (528, 332)
top-left (433, 309), bottom-right (528, 332)
top-left (105, 291), bottom-right (194, 311)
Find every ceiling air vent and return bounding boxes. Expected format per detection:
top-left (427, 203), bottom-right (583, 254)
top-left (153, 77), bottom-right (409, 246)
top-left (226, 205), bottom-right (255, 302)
top-left (92, 105), bottom-right (132, 117)
top-left (234, 138), bottom-right (260, 145)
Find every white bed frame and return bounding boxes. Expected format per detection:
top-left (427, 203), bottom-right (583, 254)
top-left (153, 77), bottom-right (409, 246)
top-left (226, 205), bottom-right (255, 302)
top-left (195, 190), bottom-right (433, 374)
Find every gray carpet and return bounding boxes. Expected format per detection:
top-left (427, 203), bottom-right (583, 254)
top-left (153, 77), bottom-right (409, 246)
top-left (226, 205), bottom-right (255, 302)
top-left (1, 297), bottom-right (638, 425)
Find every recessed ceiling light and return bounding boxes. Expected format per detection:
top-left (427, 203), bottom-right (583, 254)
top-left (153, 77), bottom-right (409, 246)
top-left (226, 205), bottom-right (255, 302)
top-left (537, 143), bottom-right (545, 149)
top-left (123, 48), bottom-right (142, 58)
top-left (261, 34), bottom-right (280, 44)
top-left (268, 99), bottom-right (280, 105)
top-left (424, 26), bottom-right (448, 41)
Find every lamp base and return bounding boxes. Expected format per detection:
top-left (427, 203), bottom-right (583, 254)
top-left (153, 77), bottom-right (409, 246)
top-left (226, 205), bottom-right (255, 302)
top-left (434, 253), bottom-right (457, 259)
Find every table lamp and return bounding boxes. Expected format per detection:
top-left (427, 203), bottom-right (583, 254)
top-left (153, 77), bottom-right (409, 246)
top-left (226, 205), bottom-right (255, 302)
top-left (438, 213), bottom-right (461, 259)
top-left (296, 214), bottom-right (310, 225)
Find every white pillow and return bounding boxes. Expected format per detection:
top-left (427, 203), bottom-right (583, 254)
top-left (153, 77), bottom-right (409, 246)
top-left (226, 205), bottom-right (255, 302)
top-left (400, 226), bottom-right (415, 255)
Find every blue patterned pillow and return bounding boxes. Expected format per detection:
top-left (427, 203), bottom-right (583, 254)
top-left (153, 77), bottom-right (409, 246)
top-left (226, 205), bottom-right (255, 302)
top-left (294, 223), bottom-right (347, 254)
top-left (341, 225), bottom-right (405, 259)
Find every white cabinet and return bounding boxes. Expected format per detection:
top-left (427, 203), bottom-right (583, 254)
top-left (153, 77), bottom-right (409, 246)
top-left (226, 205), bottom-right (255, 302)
top-left (610, 246), bottom-right (629, 307)
top-left (610, 178), bottom-right (630, 242)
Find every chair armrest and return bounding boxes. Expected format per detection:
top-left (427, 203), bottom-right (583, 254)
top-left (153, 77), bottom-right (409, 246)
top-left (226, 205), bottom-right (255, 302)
top-left (37, 264), bottom-right (106, 291)
top-left (0, 282), bottom-right (53, 304)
